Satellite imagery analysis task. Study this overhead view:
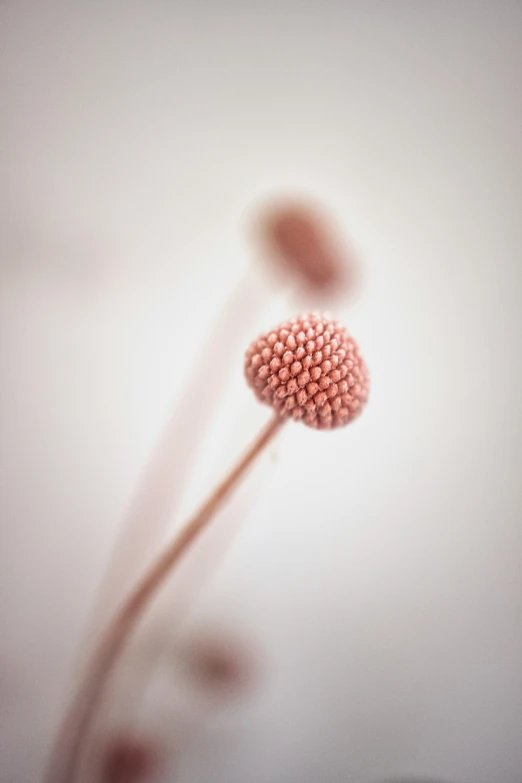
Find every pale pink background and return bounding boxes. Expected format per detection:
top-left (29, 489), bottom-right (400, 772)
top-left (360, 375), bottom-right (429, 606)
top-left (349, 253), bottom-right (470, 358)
top-left (1, 3), bottom-right (521, 782)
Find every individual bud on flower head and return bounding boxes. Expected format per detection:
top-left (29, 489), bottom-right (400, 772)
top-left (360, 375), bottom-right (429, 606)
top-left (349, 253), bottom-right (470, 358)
top-left (256, 198), bottom-right (356, 297)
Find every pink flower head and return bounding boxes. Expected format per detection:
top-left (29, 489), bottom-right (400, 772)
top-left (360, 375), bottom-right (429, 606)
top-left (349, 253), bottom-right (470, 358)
top-left (101, 734), bottom-right (161, 783)
top-left (182, 631), bottom-right (258, 700)
top-left (245, 312), bottom-right (369, 429)
top-left (260, 202), bottom-right (352, 294)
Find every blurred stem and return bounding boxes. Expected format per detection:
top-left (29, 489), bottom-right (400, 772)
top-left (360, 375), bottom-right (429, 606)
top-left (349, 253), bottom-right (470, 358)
top-left (88, 270), bottom-right (267, 639)
top-left (44, 412), bottom-right (284, 783)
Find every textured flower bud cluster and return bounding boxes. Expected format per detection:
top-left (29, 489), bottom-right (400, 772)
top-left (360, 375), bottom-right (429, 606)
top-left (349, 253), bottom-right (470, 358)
top-left (245, 312), bottom-right (369, 429)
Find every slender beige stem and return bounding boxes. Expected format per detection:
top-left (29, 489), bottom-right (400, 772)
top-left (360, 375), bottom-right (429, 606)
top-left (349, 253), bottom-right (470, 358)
top-left (44, 413), bottom-right (284, 783)
top-left (88, 272), bottom-right (267, 639)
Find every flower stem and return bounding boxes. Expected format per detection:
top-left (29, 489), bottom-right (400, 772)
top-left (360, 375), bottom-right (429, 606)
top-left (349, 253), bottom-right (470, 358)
top-left (44, 412), bottom-right (284, 783)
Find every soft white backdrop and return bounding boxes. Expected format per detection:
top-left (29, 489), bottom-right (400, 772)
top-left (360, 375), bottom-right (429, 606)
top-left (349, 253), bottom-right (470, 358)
top-left (1, 2), bottom-right (521, 782)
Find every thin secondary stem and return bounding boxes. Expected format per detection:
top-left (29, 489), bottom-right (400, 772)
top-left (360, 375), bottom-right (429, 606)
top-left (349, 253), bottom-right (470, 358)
top-left (89, 272), bottom-right (267, 638)
top-left (44, 412), bottom-right (284, 783)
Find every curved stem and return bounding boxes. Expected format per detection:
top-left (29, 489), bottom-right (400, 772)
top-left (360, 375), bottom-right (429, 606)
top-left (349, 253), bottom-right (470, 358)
top-left (44, 413), bottom-right (284, 783)
top-left (88, 272), bottom-right (267, 639)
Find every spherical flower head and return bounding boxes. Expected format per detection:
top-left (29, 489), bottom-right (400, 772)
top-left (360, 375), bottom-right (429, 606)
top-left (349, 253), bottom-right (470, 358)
top-left (101, 734), bottom-right (161, 783)
top-left (259, 202), bottom-right (352, 294)
top-left (245, 313), bottom-right (369, 429)
top-left (181, 631), bottom-right (258, 701)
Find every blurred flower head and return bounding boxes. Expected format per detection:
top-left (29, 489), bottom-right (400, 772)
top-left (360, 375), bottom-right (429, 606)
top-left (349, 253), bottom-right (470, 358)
top-left (254, 198), bottom-right (356, 298)
top-left (101, 733), bottom-right (162, 783)
top-left (179, 630), bottom-right (259, 703)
